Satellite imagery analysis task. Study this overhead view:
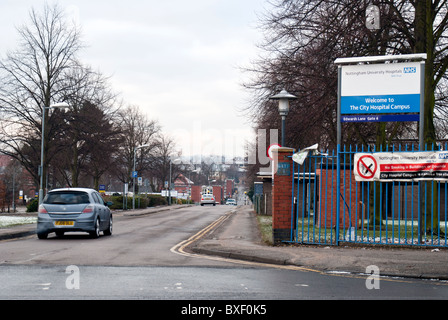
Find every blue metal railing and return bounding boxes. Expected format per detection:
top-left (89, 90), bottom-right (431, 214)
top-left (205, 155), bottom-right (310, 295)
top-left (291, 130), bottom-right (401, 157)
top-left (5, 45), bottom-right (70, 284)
top-left (289, 143), bottom-right (448, 247)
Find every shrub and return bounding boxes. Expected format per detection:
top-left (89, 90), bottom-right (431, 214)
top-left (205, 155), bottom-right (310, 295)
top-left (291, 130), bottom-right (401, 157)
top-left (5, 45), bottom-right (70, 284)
top-left (26, 199), bottom-right (39, 212)
top-left (103, 194), bottom-right (168, 209)
top-left (134, 196), bottom-right (149, 209)
top-left (147, 194), bottom-right (167, 207)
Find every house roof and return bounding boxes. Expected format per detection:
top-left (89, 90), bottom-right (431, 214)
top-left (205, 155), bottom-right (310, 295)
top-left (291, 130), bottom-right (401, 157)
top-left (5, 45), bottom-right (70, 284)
top-left (174, 174), bottom-right (194, 186)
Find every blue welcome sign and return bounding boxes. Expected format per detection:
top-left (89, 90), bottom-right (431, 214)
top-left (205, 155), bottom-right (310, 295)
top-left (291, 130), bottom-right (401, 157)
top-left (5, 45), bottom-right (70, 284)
top-left (340, 62), bottom-right (422, 116)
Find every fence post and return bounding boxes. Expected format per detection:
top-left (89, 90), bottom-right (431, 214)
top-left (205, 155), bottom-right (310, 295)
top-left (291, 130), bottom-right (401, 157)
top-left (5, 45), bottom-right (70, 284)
top-left (336, 144), bottom-right (341, 245)
top-left (272, 147), bottom-right (295, 244)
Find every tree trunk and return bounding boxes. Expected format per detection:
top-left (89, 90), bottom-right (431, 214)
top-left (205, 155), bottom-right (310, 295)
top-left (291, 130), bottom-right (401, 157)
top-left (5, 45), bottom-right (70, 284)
top-left (414, 0), bottom-right (440, 234)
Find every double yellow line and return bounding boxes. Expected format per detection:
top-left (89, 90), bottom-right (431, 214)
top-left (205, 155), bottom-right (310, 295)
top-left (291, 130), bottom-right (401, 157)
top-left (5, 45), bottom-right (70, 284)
top-left (171, 209), bottom-right (448, 287)
top-left (170, 210), bottom-right (319, 272)
top-left (170, 211), bottom-right (233, 258)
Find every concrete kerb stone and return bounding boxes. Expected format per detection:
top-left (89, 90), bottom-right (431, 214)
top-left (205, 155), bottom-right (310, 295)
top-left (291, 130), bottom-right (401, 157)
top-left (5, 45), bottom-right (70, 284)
top-left (0, 225), bottom-right (36, 240)
top-left (188, 206), bottom-right (448, 281)
top-left (120, 204), bottom-right (194, 216)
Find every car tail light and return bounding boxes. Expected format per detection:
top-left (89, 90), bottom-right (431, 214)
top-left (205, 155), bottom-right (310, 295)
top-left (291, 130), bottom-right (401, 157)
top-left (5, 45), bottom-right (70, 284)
top-left (38, 205), bottom-right (48, 214)
top-left (82, 205), bottom-right (94, 214)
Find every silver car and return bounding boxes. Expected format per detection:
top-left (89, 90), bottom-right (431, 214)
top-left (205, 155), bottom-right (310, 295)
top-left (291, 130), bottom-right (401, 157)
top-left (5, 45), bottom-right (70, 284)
top-left (37, 188), bottom-right (113, 239)
top-left (200, 194), bottom-right (216, 206)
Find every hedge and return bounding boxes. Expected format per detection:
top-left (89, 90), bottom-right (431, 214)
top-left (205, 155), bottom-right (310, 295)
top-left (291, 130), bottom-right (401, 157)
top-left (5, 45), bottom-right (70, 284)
top-left (30, 194), bottom-right (181, 212)
top-left (103, 194), bottom-right (168, 210)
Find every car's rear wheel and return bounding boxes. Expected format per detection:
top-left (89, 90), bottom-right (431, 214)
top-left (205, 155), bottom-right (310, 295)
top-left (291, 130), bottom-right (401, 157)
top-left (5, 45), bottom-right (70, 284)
top-left (37, 232), bottom-right (48, 239)
top-left (90, 218), bottom-right (100, 238)
top-left (104, 216), bottom-right (112, 236)
top-left (56, 231), bottom-right (65, 237)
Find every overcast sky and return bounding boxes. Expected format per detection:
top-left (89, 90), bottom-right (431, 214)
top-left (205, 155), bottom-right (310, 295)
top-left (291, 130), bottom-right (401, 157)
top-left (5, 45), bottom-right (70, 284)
top-left (0, 0), bottom-right (268, 158)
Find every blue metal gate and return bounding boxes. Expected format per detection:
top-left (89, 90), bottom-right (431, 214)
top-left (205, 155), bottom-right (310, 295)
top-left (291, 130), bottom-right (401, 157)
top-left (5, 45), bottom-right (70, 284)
top-left (289, 144), bottom-right (448, 247)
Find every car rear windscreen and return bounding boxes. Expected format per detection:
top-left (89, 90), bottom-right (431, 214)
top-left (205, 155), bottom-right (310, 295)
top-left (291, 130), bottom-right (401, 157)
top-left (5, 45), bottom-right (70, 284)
top-left (44, 191), bottom-right (90, 204)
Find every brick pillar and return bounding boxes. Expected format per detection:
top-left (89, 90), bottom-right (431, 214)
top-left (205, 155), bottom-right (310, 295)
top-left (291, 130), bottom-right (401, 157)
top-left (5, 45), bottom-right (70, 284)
top-left (271, 147), bottom-right (295, 244)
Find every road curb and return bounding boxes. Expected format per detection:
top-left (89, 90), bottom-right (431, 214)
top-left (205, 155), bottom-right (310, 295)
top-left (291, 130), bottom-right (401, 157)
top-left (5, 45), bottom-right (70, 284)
top-left (188, 206), bottom-right (448, 281)
top-left (191, 246), bottom-right (290, 266)
top-left (0, 225), bottom-right (36, 241)
top-left (187, 207), bottom-right (290, 267)
top-left (119, 204), bottom-right (194, 216)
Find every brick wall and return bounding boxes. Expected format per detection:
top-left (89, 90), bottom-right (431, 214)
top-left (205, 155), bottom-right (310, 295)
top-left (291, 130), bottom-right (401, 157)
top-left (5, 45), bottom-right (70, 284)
top-left (225, 179), bottom-right (234, 198)
top-left (316, 168), bottom-right (358, 229)
top-left (213, 186), bottom-right (223, 204)
top-left (271, 147), bottom-right (295, 244)
top-left (191, 185), bottom-right (201, 203)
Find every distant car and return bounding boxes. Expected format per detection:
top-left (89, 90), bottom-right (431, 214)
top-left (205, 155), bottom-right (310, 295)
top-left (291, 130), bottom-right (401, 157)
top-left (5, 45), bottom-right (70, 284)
top-left (200, 194), bottom-right (216, 206)
top-left (225, 198), bottom-right (237, 206)
top-left (37, 188), bottom-right (113, 239)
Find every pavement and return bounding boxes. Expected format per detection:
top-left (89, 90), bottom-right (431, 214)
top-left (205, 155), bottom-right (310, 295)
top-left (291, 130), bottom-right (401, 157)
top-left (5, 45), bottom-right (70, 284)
top-left (2, 205), bottom-right (448, 281)
top-left (190, 206), bottom-right (448, 281)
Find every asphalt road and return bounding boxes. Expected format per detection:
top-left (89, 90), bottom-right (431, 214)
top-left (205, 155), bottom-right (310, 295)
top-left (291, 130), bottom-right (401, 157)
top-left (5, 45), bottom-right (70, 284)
top-left (2, 263), bottom-right (448, 300)
top-left (1, 205), bottom-right (448, 302)
top-left (0, 205), bottom-right (234, 267)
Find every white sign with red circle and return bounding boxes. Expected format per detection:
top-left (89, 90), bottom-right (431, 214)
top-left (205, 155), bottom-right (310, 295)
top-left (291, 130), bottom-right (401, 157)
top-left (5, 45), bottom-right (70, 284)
top-left (267, 144), bottom-right (281, 161)
top-left (354, 153), bottom-right (378, 181)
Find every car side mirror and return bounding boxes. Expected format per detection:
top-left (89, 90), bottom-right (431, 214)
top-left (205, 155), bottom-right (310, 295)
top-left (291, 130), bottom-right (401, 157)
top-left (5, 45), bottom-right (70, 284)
top-left (106, 201), bottom-right (114, 207)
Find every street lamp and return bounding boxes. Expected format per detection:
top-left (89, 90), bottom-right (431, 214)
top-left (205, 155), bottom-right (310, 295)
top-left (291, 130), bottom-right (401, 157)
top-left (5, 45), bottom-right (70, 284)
top-left (270, 89), bottom-right (297, 147)
top-left (39, 102), bottom-right (70, 204)
top-left (133, 144), bottom-right (151, 209)
top-left (366, 4), bottom-right (380, 31)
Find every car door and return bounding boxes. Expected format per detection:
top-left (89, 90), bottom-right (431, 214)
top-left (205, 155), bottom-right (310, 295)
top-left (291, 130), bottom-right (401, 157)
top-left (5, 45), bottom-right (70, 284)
top-left (92, 192), bottom-right (105, 228)
top-left (96, 191), bottom-right (111, 229)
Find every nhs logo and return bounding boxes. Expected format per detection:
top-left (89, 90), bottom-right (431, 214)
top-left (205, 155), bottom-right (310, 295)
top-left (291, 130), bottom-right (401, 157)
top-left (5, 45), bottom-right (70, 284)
top-left (439, 153), bottom-right (448, 160)
top-left (404, 67), bottom-right (417, 73)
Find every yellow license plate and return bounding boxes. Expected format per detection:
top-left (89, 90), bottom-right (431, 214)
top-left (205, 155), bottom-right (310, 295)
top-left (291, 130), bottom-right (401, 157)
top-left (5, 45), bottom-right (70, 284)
top-left (55, 221), bottom-right (74, 226)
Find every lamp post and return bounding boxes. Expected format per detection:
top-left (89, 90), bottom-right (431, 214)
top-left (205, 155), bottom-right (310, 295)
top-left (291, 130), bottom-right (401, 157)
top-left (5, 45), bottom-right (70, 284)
top-left (270, 89), bottom-right (297, 147)
top-left (39, 102), bottom-right (70, 205)
top-left (133, 144), bottom-right (151, 209)
top-left (10, 159), bottom-right (17, 213)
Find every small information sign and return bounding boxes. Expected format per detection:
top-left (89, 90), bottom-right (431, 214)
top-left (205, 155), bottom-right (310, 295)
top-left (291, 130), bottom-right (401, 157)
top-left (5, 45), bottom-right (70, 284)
top-left (277, 162), bottom-right (290, 176)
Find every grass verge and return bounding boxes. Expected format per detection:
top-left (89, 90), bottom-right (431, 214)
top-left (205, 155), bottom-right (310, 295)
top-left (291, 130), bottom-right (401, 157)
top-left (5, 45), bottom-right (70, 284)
top-left (0, 216), bottom-right (37, 228)
top-left (256, 214), bottom-right (273, 245)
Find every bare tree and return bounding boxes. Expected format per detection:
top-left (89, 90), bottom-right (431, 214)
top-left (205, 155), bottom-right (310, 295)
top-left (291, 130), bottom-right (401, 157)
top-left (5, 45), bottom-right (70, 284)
top-left (77, 101), bottom-right (123, 190)
top-left (55, 63), bottom-right (119, 187)
top-left (245, 0), bottom-right (448, 232)
top-left (113, 105), bottom-right (161, 187)
top-left (150, 134), bottom-right (181, 191)
top-left (244, 0), bottom-right (448, 150)
top-left (0, 3), bottom-right (82, 191)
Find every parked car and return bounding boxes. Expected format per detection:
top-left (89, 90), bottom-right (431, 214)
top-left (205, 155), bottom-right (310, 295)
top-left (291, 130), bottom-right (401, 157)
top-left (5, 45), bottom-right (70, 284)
top-left (225, 198), bottom-right (237, 206)
top-left (200, 194), bottom-right (216, 206)
top-left (37, 188), bottom-right (113, 239)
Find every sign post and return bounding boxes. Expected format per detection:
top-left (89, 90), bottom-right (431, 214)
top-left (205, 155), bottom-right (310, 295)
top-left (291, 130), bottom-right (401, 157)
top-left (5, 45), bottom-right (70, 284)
top-left (335, 54), bottom-right (427, 146)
